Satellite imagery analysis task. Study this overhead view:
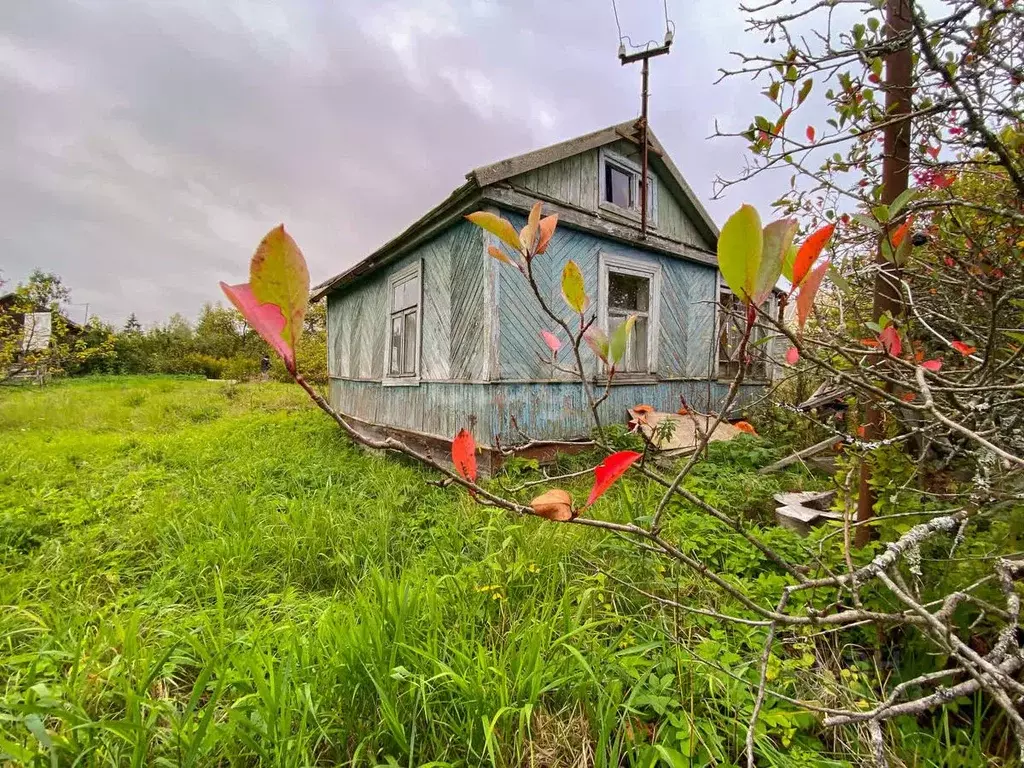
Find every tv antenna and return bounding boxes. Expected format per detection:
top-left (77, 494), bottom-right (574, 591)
top-left (611, 0), bottom-right (674, 237)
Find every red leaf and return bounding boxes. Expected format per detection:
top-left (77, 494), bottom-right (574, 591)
top-left (585, 451), bottom-right (642, 508)
top-left (734, 421), bottom-right (758, 435)
top-left (952, 340), bottom-right (977, 356)
top-left (796, 260), bottom-right (829, 330)
top-left (536, 215), bottom-right (559, 255)
top-left (221, 282), bottom-right (295, 373)
top-left (791, 224), bottom-right (835, 289)
top-left (879, 325), bottom-right (902, 357)
top-left (805, 126), bottom-right (815, 143)
top-left (901, 392), bottom-right (916, 402)
top-left (540, 330), bottom-right (561, 355)
top-left (785, 346), bottom-right (800, 365)
top-left (921, 358), bottom-right (943, 372)
top-left (860, 338), bottom-right (881, 347)
top-left (452, 428), bottom-right (477, 484)
top-left (891, 216), bottom-right (915, 248)
top-left (926, 145), bottom-right (940, 160)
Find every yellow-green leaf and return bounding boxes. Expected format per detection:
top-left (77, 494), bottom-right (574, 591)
top-left (718, 204), bottom-right (763, 303)
top-left (755, 218), bottom-right (796, 304)
top-left (561, 260), bottom-right (587, 314)
top-left (781, 243), bottom-right (798, 283)
top-left (609, 315), bottom-right (636, 366)
top-left (466, 211), bottom-right (522, 252)
top-left (248, 224), bottom-right (309, 365)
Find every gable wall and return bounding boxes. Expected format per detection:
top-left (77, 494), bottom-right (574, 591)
top-left (507, 139), bottom-right (714, 250)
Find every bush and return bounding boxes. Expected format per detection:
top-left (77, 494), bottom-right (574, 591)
top-left (222, 355), bottom-right (259, 381)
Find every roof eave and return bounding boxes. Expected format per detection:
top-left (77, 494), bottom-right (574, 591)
top-left (310, 180), bottom-right (480, 302)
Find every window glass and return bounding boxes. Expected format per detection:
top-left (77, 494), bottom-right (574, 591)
top-left (605, 163), bottom-right (632, 208)
top-left (608, 272), bottom-right (649, 312)
top-left (403, 312), bottom-right (417, 375)
top-left (392, 275), bottom-right (418, 311)
top-left (390, 315), bottom-right (404, 375)
top-left (607, 271), bottom-right (651, 373)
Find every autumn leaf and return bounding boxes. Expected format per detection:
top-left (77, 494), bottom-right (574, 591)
top-left (561, 260), bottom-right (587, 313)
top-left (487, 245), bottom-right (516, 267)
top-left (901, 392), bottom-right (916, 402)
top-left (786, 346), bottom-right (800, 365)
top-left (221, 282), bottom-right (295, 372)
top-left (952, 340), bottom-right (977, 356)
top-left (891, 216), bottom-right (915, 248)
top-left (530, 489), bottom-right (575, 521)
top-left (879, 325), bottom-right (902, 357)
top-left (796, 260), bottom-right (829, 330)
top-left (806, 126), bottom-right (816, 142)
top-left (791, 223), bottom-right (835, 290)
top-left (585, 451), bottom-right (642, 507)
top-left (734, 421), bottom-right (758, 435)
top-left (718, 204), bottom-right (763, 303)
top-left (540, 330), bottom-right (561, 355)
top-left (584, 326), bottom-right (610, 364)
top-left (220, 224), bottom-right (309, 374)
top-left (520, 201), bottom-right (542, 254)
top-left (536, 214), bottom-right (559, 254)
top-left (921, 358), bottom-right (943, 372)
top-left (755, 218), bottom-right (797, 304)
top-left (466, 211), bottom-right (522, 252)
top-left (452, 428), bottom-right (477, 484)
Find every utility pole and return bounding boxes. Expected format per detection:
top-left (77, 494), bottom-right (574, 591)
top-left (619, 32), bottom-right (672, 238)
top-left (856, 0), bottom-right (913, 547)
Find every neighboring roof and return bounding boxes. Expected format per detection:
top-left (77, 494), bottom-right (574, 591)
top-left (311, 120), bottom-right (720, 301)
top-left (0, 293), bottom-right (84, 331)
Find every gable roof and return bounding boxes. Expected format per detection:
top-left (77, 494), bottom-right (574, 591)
top-left (311, 120), bottom-right (720, 301)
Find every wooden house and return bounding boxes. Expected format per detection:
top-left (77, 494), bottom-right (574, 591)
top-left (312, 121), bottom-right (775, 467)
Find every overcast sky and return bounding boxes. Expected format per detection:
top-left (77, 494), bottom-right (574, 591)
top-left (1, 0), bottom-right (781, 326)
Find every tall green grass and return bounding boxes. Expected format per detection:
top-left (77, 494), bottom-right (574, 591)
top-left (0, 377), bottom-right (989, 766)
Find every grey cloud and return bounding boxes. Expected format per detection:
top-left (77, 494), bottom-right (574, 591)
top-left (1, 0), bottom-right (775, 325)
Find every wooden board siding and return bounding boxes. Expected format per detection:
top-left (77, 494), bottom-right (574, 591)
top-left (329, 378), bottom-right (763, 447)
top-left (495, 209), bottom-right (719, 382)
top-left (326, 220), bottom-right (484, 383)
top-left (507, 139), bottom-right (713, 250)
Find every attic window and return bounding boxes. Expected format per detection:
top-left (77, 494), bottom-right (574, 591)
top-left (599, 149), bottom-right (656, 225)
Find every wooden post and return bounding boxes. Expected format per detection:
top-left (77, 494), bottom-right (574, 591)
top-left (856, 0), bottom-right (913, 548)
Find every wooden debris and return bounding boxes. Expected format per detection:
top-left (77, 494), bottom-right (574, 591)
top-left (759, 436), bottom-right (838, 474)
top-left (774, 490), bottom-right (842, 536)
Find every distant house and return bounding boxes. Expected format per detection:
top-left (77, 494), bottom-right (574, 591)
top-left (0, 293), bottom-right (82, 381)
top-left (312, 121), bottom-right (777, 465)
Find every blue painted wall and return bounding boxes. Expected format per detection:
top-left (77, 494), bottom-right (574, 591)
top-left (494, 208), bottom-right (719, 382)
top-left (326, 203), bottom-right (750, 448)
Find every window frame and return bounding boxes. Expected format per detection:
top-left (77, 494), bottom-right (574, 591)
top-left (715, 273), bottom-right (775, 382)
top-left (597, 252), bottom-right (661, 377)
top-left (598, 148), bottom-right (657, 227)
top-left (383, 260), bottom-right (423, 386)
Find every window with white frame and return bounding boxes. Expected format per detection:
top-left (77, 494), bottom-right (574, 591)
top-left (599, 253), bottom-right (660, 375)
top-left (599, 149), bottom-right (656, 225)
top-left (387, 263), bottom-right (421, 379)
top-left (717, 278), bottom-right (774, 380)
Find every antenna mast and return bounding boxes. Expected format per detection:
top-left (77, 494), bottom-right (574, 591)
top-left (614, 1), bottom-right (674, 238)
